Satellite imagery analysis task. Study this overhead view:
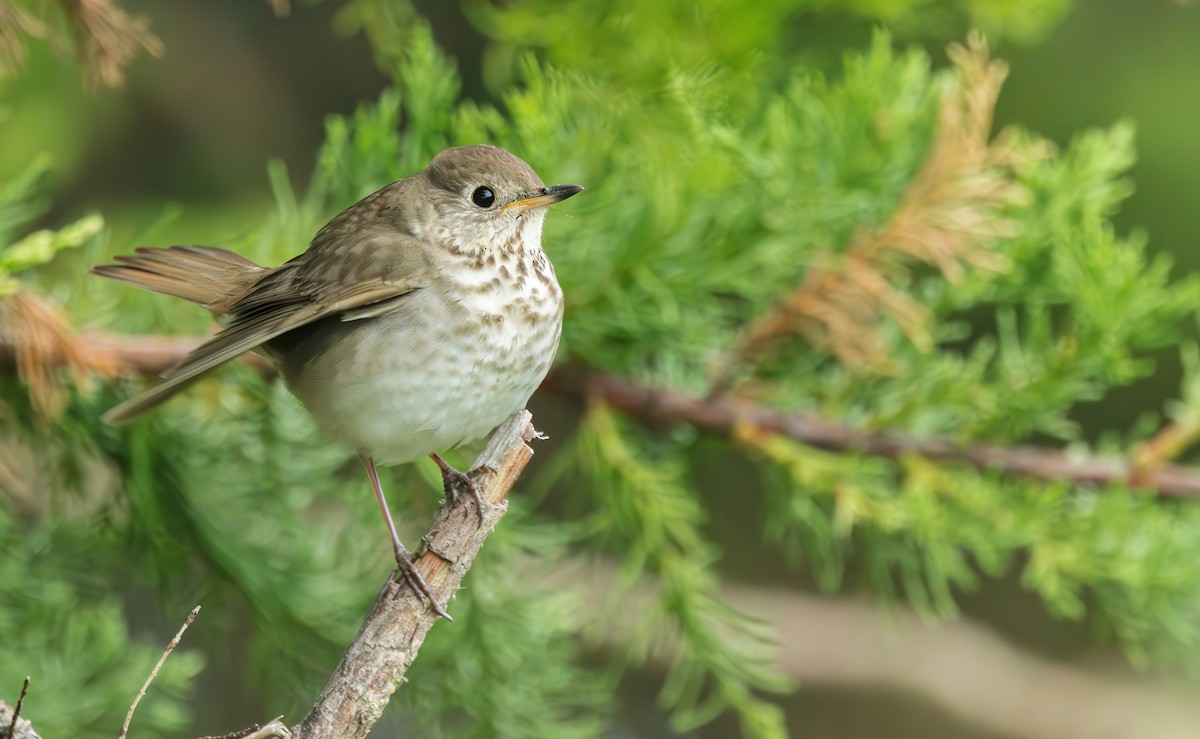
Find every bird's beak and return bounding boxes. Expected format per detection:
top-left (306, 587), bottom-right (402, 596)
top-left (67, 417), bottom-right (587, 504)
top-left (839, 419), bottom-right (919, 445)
top-left (503, 184), bottom-right (584, 214)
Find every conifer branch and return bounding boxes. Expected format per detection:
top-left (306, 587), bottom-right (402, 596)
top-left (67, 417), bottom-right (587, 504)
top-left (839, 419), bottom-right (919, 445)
top-left (547, 366), bottom-right (1200, 499)
top-left (57, 0), bottom-right (163, 88)
top-left (2, 0), bottom-right (287, 85)
top-left (708, 33), bottom-right (1047, 395)
top-left (0, 293), bottom-right (118, 418)
top-left (0, 2), bottom-right (41, 75)
top-left (4, 329), bottom-right (1200, 499)
top-left (292, 410), bottom-right (539, 739)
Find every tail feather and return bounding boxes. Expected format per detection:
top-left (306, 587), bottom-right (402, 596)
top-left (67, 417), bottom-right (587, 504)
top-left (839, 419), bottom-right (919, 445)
top-left (92, 245), bottom-right (269, 314)
top-left (93, 245), bottom-right (274, 422)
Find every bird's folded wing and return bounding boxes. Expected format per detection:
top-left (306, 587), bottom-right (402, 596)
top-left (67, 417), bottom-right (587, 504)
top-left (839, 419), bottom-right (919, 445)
top-left (103, 276), bottom-right (423, 423)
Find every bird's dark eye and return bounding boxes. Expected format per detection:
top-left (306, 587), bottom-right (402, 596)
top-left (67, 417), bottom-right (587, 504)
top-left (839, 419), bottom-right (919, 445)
top-left (471, 186), bottom-right (496, 208)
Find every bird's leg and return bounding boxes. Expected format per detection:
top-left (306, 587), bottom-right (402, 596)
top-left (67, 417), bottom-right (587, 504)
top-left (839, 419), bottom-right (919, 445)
top-left (360, 453), bottom-right (452, 621)
top-left (429, 453), bottom-right (486, 526)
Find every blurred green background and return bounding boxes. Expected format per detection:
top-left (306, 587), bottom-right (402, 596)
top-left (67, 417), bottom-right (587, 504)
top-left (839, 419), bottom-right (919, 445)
top-left (8, 1), bottom-right (1200, 282)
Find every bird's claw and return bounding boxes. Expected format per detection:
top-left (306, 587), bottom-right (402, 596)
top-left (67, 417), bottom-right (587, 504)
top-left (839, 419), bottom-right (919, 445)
top-left (430, 453), bottom-right (487, 528)
top-left (393, 544), bottom-right (453, 622)
top-left (441, 466), bottom-right (487, 529)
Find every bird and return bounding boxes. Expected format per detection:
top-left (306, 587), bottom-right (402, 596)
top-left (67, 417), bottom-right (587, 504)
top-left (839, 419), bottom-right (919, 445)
top-left (93, 144), bottom-right (583, 620)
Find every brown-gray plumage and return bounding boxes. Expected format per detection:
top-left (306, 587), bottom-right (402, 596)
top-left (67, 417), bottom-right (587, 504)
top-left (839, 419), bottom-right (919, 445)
top-left (93, 145), bottom-right (583, 619)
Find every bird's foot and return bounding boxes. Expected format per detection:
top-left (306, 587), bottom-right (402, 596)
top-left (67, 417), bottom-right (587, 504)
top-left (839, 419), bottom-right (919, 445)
top-left (361, 453), bottom-right (452, 621)
top-left (430, 453), bottom-right (487, 528)
top-left (392, 541), bottom-right (453, 622)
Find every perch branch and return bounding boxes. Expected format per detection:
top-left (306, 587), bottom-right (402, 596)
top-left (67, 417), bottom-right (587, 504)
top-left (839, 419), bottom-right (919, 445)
top-left (4, 330), bottom-right (1200, 498)
top-left (291, 410), bottom-right (539, 739)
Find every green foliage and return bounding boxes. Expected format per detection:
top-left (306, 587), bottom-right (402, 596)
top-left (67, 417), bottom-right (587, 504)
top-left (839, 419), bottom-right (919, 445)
top-left (576, 405), bottom-right (791, 737)
top-left (0, 383), bottom-right (203, 739)
top-left (316, 11), bottom-right (1200, 732)
top-left (0, 540), bottom-right (203, 737)
top-left (0, 154), bottom-right (103, 294)
top-left (7, 1), bottom-right (1200, 738)
top-left (405, 511), bottom-right (609, 738)
top-left (752, 431), bottom-right (1200, 665)
top-left (468, 0), bottom-right (1076, 93)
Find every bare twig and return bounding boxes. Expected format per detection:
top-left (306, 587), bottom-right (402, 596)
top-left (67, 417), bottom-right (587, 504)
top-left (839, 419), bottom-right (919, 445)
top-left (8, 677), bottom-right (27, 737)
top-left (0, 689), bottom-right (40, 739)
top-left (118, 605), bottom-right (200, 739)
top-left (292, 410), bottom-right (539, 738)
top-left (4, 677), bottom-right (29, 739)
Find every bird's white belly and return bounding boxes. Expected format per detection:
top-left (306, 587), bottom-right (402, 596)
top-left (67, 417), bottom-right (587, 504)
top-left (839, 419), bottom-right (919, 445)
top-left (282, 285), bottom-right (560, 465)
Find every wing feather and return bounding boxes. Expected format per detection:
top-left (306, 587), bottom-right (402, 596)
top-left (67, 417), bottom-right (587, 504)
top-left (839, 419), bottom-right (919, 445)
top-left (100, 200), bottom-right (434, 423)
top-left (104, 278), bottom-right (422, 423)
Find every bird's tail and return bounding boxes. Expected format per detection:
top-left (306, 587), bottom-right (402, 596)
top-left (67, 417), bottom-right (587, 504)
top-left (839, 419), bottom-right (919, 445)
top-left (91, 245), bottom-right (269, 315)
top-left (92, 245), bottom-right (273, 423)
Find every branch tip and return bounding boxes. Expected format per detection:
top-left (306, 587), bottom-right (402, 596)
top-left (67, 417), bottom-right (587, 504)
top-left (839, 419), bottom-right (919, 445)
top-left (118, 605), bottom-right (200, 739)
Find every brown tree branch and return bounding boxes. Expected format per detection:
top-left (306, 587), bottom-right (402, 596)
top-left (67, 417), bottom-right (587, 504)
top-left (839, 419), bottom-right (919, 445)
top-left (0, 316), bottom-right (539, 736)
top-left (4, 329), bottom-right (1199, 499)
top-left (2, 333), bottom-right (1200, 499)
top-left (545, 366), bottom-right (1200, 499)
top-left (292, 410), bottom-right (539, 738)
